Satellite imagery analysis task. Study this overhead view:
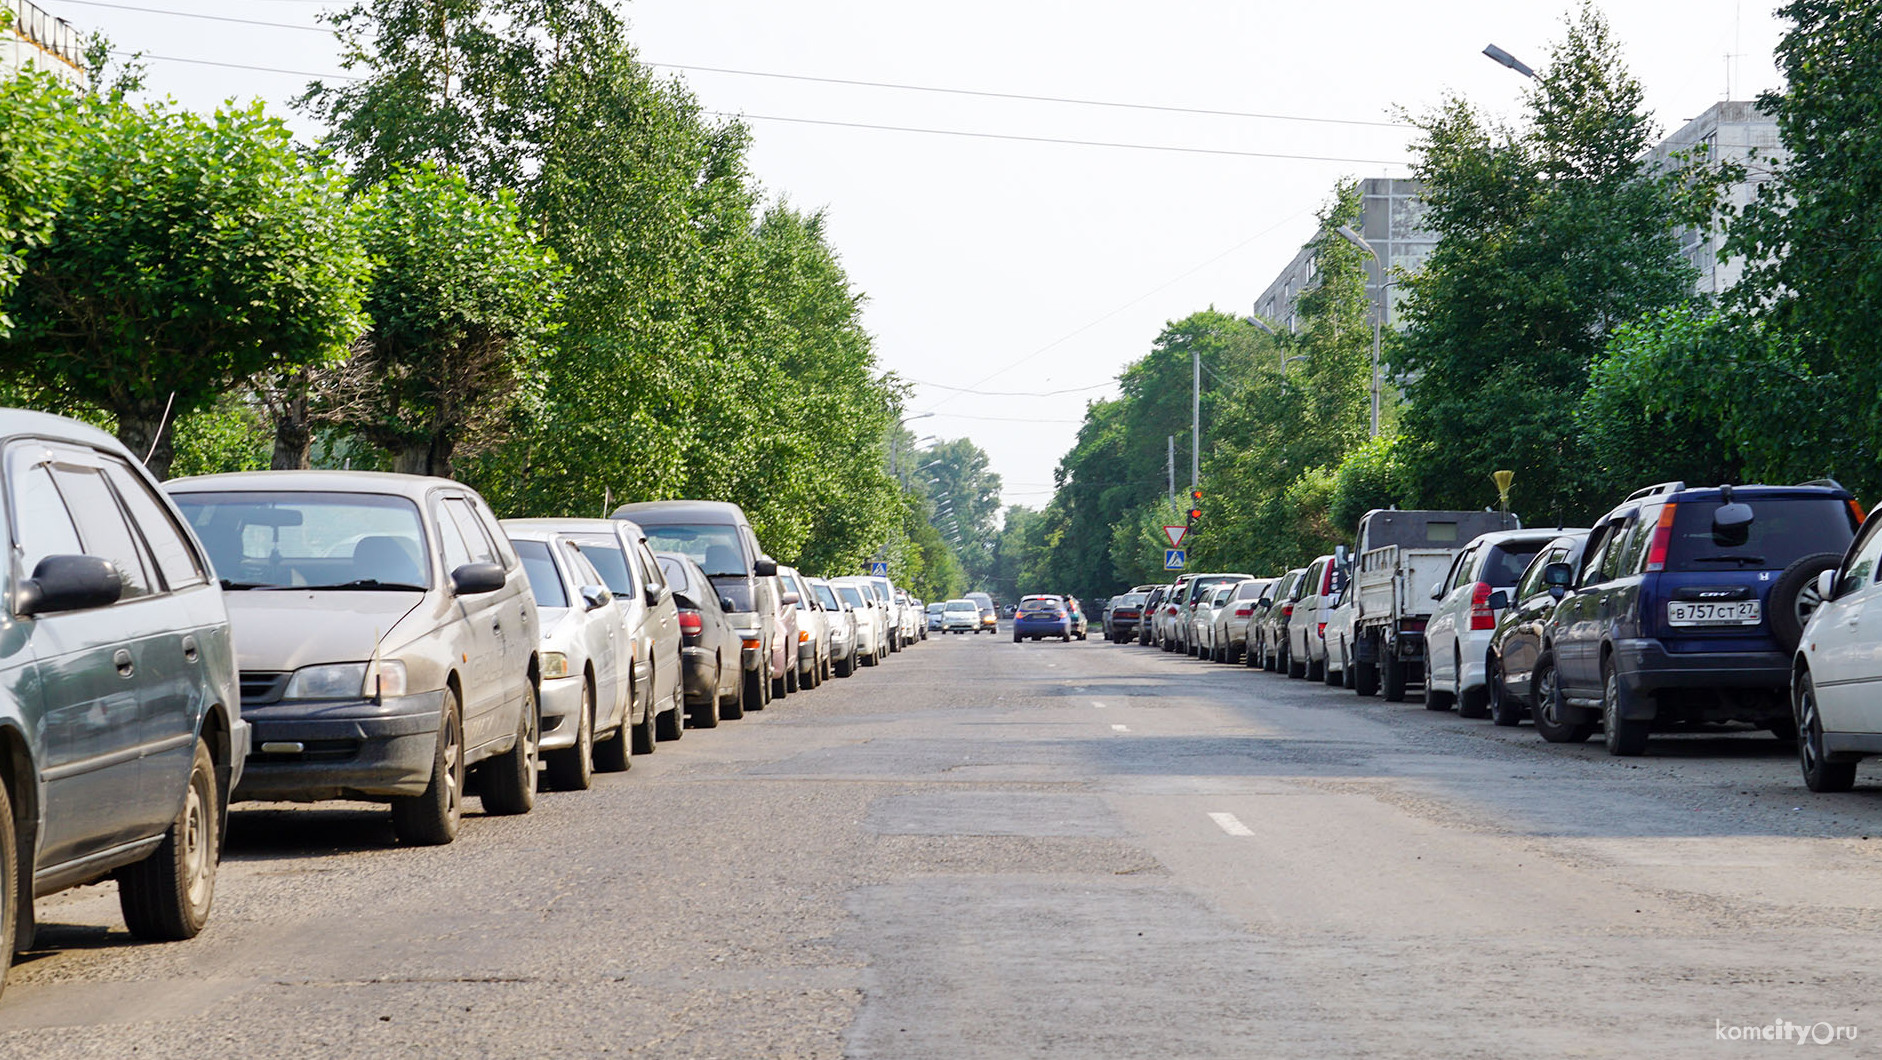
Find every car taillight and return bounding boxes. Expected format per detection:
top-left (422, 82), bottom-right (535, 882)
top-left (1469, 581), bottom-right (1495, 630)
top-left (1281, 603), bottom-right (1293, 617)
top-left (678, 611), bottom-right (703, 636)
top-left (1644, 502), bottom-right (1677, 572)
top-left (1851, 499), bottom-right (1867, 526)
top-left (1316, 622), bottom-right (1326, 639)
top-left (1234, 605), bottom-right (1254, 617)
top-left (799, 630), bottom-right (810, 643)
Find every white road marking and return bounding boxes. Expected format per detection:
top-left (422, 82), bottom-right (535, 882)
top-left (1209, 812), bottom-right (1254, 837)
top-left (1091, 700), bottom-right (1106, 709)
top-left (1111, 724), bottom-right (1130, 733)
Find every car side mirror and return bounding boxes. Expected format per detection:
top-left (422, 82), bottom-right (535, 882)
top-left (580, 585), bottom-right (611, 611)
top-left (720, 595), bottom-right (737, 612)
top-left (1817, 568), bottom-right (1838, 603)
top-left (1430, 583), bottom-right (1446, 601)
top-left (17, 554), bottom-right (122, 616)
top-left (451, 561), bottom-right (507, 596)
top-left (1542, 562), bottom-right (1574, 590)
top-left (753, 555), bottom-right (779, 577)
top-left (781, 591), bottom-right (800, 606)
top-left (644, 583), bottom-right (664, 607)
top-left (1488, 590), bottom-right (1509, 610)
top-left (1257, 597), bottom-right (1272, 608)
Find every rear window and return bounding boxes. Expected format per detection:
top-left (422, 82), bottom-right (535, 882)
top-left (1664, 497), bottom-right (1858, 571)
top-left (1020, 598), bottom-right (1062, 613)
top-left (641, 523), bottom-right (747, 576)
top-left (1480, 543), bottom-right (1545, 587)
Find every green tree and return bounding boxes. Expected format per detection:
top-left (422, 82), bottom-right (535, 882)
top-left (0, 99), bottom-right (370, 477)
top-left (0, 71), bottom-right (74, 333)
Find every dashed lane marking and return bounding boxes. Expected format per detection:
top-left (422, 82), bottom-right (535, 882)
top-left (1111, 724), bottom-right (1130, 733)
top-left (1208, 812), bottom-right (1254, 837)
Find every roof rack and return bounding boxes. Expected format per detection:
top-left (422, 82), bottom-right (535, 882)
top-left (1623, 481), bottom-right (1686, 502)
top-left (1797, 478), bottom-right (1847, 492)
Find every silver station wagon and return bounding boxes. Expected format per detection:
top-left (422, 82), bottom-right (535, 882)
top-left (167, 471), bottom-right (540, 846)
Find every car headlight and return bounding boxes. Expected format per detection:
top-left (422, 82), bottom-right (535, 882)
top-left (284, 662), bottom-right (370, 701)
top-left (543, 651), bottom-right (570, 679)
top-left (369, 660), bottom-right (408, 699)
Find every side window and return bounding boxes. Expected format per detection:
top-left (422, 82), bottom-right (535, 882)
top-left (432, 503), bottom-right (473, 573)
top-left (1598, 517), bottom-right (1638, 581)
top-left (103, 459), bottom-right (206, 590)
top-left (1841, 519), bottom-right (1882, 591)
top-left (50, 466), bottom-right (153, 600)
top-left (636, 541), bottom-right (666, 593)
top-left (10, 461), bottom-right (83, 581)
top-left (442, 498), bottom-right (497, 565)
top-left (1449, 547), bottom-right (1479, 591)
top-left (466, 495), bottom-right (518, 570)
top-left (1578, 526), bottom-right (1613, 585)
top-left (1618, 505), bottom-right (1656, 575)
top-left (564, 543), bottom-right (606, 593)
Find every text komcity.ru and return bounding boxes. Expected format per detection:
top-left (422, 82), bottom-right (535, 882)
top-left (1716, 1019), bottom-right (1858, 1045)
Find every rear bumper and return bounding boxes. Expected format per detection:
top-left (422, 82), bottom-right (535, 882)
top-left (234, 691), bottom-right (446, 801)
top-left (1013, 619), bottom-right (1069, 637)
top-left (680, 645), bottom-right (720, 705)
top-left (1611, 638), bottom-right (1789, 720)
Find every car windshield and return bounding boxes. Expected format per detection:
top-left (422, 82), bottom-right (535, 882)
top-left (945, 601), bottom-right (977, 612)
top-left (570, 534), bottom-right (634, 596)
top-left (837, 585), bottom-right (867, 608)
top-left (172, 491), bottom-right (430, 591)
top-left (512, 539), bottom-right (569, 609)
top-left (1665, 497), bottom-right (1857, 571)
top-left (813, 583), bottom-right (840, 609)
top-left (641, 523), bottom-right (747, 577)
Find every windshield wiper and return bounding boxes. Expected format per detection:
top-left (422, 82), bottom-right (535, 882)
top-left (1688, 555), bottom-right (1767, 566)
top-left (219, 579), bottom-right (276, 591)
top-left (296, 579), bottom-right (428, 591)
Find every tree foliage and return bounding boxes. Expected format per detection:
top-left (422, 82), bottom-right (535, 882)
top-left (0, 71), bottom-right (72, 333)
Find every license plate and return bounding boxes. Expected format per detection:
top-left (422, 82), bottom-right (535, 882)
top-left (1667, 600), bottom-right (1761, 626)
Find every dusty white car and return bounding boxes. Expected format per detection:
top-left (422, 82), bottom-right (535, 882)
top-left (1423, 529), bottom-right (1565, 718)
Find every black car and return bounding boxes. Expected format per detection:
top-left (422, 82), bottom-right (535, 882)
top-left (1533, 480), bottom-right (1861, 756)
top-left (1136, 586), bottom-right (1169, 645)
top-left (656, 552), bottom-right (748, 723)
top-left (1486, 531), bottom-right (1591, 729)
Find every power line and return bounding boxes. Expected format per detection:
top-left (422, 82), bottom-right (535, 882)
top-left (906, 377), bottom-right (1116, 398)
top-left (116, 49), bottom-right (354, 80)
top-left (55, 0), bottom-right (334, 31)
top-left (924, 412), bottom-right (1085, 424)
top-left (723, 113), bottom-right (1407, 165)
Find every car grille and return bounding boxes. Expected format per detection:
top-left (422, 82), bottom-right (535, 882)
top-left (240, 671), bottom-right (290, 706)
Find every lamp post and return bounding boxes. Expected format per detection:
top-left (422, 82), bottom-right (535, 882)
top-left (1247, 315), bottom-right (1294, 374)
top-left (1334, 224), bottom-right (1384, 438)
top-left (890, 412), bottom-right (935, 486)
top-left (1482, 43), bottom-right (1536, 79)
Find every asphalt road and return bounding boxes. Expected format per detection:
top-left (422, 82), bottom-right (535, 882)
top-left (4, 628), bottom-right (1881, 1057)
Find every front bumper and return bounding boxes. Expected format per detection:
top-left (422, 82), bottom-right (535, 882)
top-left (234, 690), bottom-right (447, 802)
top-left (538, 674), bottom-right (584, 752)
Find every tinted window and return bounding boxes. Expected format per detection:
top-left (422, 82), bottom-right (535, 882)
top-left (571, 536), bottom-right (634, 597)
top-left (1665, 497), bottom-right (1858, 572)
top-left (53, 467), bottom-right (153, 600)
top-left (442, 498), bottom-right (497, 565)
top-left (10, 462), bottom-right (82, 581)
top-left (1481, 543), bottom-right (1544, 587)
top-left (513, 539), bottom-right (568, 608)
top-left (642, 523), bottom-right (746, 576)
top-left (175, 491), bottom-right (429, 591)
top-left (104, 460), bottom-right (205, 590)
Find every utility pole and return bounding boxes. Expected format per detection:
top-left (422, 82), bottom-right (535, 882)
top-left (1191, 342), bottom-right (1201, 489)
top-left (1167, 435), bottom-right (1177, 515)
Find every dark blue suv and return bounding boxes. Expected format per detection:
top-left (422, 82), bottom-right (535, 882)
top-left (1533, 480), bottom-right (1861, 756)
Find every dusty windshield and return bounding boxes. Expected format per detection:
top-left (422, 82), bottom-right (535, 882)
top-left (173, 491), bottom-right (429, 591)
top-left (641, 523), bottom-right (747, 576)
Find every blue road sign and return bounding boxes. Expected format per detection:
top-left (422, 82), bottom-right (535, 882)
top-left (1164, 549), bottom-right (1186, 571)
top-left (869, 561), bottom-right (890, 577)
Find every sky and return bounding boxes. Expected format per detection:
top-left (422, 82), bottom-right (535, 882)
top-left (39, 0), bottom-right (1789, 514)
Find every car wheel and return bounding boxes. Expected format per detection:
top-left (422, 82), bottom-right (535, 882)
top-left (118, 738), bottom-right (218, 941)
top-left (1425, 651), bottom-right (1454, 711)
top-left (1796, 670), bottom-right (1857, 792)
top-left (479, 683), bottom-right (539, 815)
top-left (1353, 656), bottom-right (1378, 697)
top-left (391, 687), bottom-right (464, 845)
top-left (1287, 649), bottom-right (1306, 679)
top-left (1321, 654), bottom-right (1340, 686)
top-left (1342, 645), bottom-right (1356, 690)
top-left (1487, 654), bottom-right (1523, 728)
top-left (544, 681), bottom-right (595, 792)
top-left (690, 657), bottom-right (722, 730)
top-left (1382, 651), bottom-right (1407, 702)
top-left (1531, 653), bottom-right (1594, 743)
top-left (1600, 662), bottom-right (1649, 757)
top-left (595, 688), bottom-right (634, 771)
top-left (1770, 552), bottom-right (1844, 653)
top-left (835, 649), bottom-right (854, 678)
top-left (1457, 648), bottom-right (1491, 719)
top-left (656, 689), bottom-right (685, 740)
top-left (1307, 656), bottom-right (1325, 682)
top-left (0, 778), bottom-right (14, 996)
top-left (633, 678), bottom-right (661, 747)
top-left (720, 664), bottom-right (747, 720)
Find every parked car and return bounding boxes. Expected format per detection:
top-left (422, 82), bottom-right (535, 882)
top-left (1155, 575), bottom-right (1195, 650)
top-left (1, 411), bottom-right (250, 986)
top-left (781, 566), bottom-right (829, 689)
top-left (901, 591), bottom-right (927, 642)
top-left (1286, 555), bottom-right (1340, 681)
top-left (1138, 585), bottom-right (1171, 646)
top-left (927, 601), bottom-right (946, 631)
top-left (618, 500), bottom-right (781, 712)
top-left (1066, 597), bottom-right (1090, 640)
top-left (1212, 578), bottom-right (1272, 664)
top-left (811, 578), bottom-right (859, 677)
top-left (1107, 592), bottom-right (1149, 642)
top-left (1349, 509), bottom-right (1523, 700)
top-left (656, 552), bottom-right (749, 722)
top-left (832, 578), bottom-right (887, 666)
top-left (1191, 582), bottom-right (1238, 661)
top-left (170, 471), bottom-right (539, 845)
top-left (941, 598), bottom-right (980, 632)
top-left (1485, 532), bottom-right (1592, 729)
top-left (502, 517), bottom-right (682, 754)
top-left (1253, 568), bottom-right (1308, 673)
top-left (864, 575), bottom-right (904, 652)
top-left (1323, 575), bottom-right (1358, 686)
top-left (1173, 573), bottom-right (1252, 656)
top-left (505, 526), bottom-right (629, 792)
top-left (1014, 595), bottom-right (1072, 641)
top-left (965, 591), bottom-right (999, 633)
top-left (1535, 480), bottom-right (1860, 756)
top-left (1790, 502), bottom-right (1882, 791)
top-left (1423, 529), bottom-right (1566, 718)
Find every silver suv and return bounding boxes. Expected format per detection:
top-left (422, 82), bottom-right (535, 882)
top-left (0, 411), bottom-right (248, 994)
top-left (168, 471), bottom-right (540, 846)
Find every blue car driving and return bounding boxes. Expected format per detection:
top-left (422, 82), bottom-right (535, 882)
top-left (1013, 594), bottom-right (1073, 642)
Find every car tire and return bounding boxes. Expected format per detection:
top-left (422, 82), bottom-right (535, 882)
top-left (690, 658), bottom-right (722, 730)
top-left (1353, 658), bottom-right (1378, 697)
top-left (1531, 653), bottom-right (1595, 743)
top-left (1013, 631), bottom-right (1023, 643)
top-left (720, 666), bottom-right (747, 720)
top-left (655, 696), bottom-right (684, 742)
top-left (391, 688), bottom-right (464, 845)
top-left (1321, 656), bottom-right (1340, 686)
top-left (1307, 657), bottom-right (1325, 682)
top-left (544, 682), bottom-right (595, 792)
top-left (1771, 552), bottom-right (1844, 654)
top-left (1457, 648), bottom-right (1491, 718)
top-left (118, 738), bottom-right (218, 941)
top-left (479, 683), bottom-right (539, 816)
top-left (1243, 638), bottom-right (1259, 668)
top-left (633, 680), bottom-right (661, 747)
top-left (1342, 646), bottom-right (1357, 690)
top-left (1795, 670), bottom-right (1857, 792)
top-left (1382, 651), bottom-right (1407, 702)
top-left (595, 701), bottom-right (633, 771)
top-left (835, 650), bottom-right (854, 678)
top-left (0, 777), bottom-right (15, 996)
top-left (1487, 655), bottom-right (1523, 728)
top-left (1600, 661), bottom-right (1649, 757)
top-left (1287, 651), bottom-right (1306, 679)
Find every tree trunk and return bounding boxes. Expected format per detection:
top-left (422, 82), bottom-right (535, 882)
top-left (392, 445), bottom-right (431, 477)
top-left (117, 411), bottom-right (175, 481)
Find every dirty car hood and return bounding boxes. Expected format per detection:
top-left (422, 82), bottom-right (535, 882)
top-left (224, 591), bottom-right (426, 672)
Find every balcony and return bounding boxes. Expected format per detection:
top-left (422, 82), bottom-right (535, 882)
top-left (6, 0), bottom-right (84, 72)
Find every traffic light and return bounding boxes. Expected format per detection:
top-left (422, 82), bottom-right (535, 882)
top-left (1187, 488), bottom-right (1203, 526)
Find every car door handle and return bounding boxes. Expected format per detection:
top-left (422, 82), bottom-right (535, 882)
top-left (181, 636), bottom-right (199, 663)
top-left (114, 649), bottom-right (134, 678)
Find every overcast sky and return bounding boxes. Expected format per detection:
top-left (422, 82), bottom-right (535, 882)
top-left (42, 0), bottom-right (1788, 513)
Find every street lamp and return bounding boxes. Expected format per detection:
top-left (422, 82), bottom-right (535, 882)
top-left (1334, 224), bottom-right (1385, 438)
top-left (1482, 43), bottom-right (1536, 79)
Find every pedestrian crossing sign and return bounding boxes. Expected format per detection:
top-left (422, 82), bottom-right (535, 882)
top-left (1164, 549), bottom-right (1186, 570)
top-left (869, 561), bottom-right (890, 577)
